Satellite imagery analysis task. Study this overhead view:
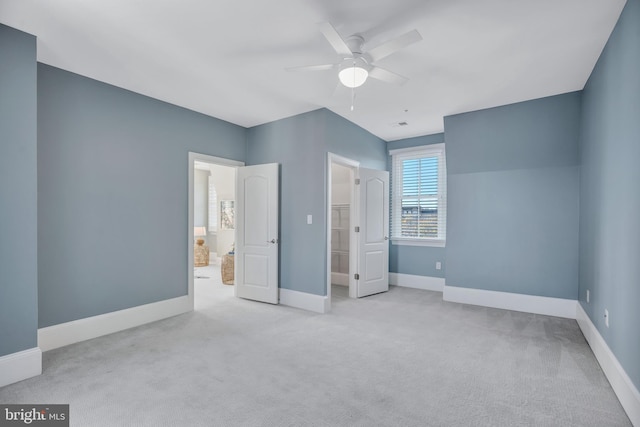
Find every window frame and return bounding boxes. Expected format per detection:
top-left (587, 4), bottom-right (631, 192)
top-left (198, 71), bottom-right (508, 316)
top-left (389, 144), bottom-right (447, 248)
top-left (208, 175), bottom-right (218, 234)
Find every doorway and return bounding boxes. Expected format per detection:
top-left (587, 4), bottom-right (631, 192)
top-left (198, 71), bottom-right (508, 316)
top-left (188, 153), bottom-right (280, 311)
top-left (327, 153), bottom-right (359, 307)
top-left (326, 153), bottom-right (391, 310)
top-left (188, 153), bottom-right (244, 311)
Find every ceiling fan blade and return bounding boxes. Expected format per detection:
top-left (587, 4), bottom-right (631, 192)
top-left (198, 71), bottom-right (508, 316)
top-left (286, 64), bottom-right (338, 72)
top-left (364, 29), bottom-right (422, 63)
top-left (368, 66), bottom-right (409, 86)
top-left (319, 22), bottom-right (353, 57)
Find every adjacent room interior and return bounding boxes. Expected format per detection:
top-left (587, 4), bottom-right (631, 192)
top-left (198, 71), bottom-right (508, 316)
top-left (193, 160), bottom-right (237, 310)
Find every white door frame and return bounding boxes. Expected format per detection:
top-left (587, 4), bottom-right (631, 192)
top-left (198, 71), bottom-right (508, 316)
top-left (326, 153), bottom-right (360, 310)
top-left (188, 152), bottom-right (244, 310)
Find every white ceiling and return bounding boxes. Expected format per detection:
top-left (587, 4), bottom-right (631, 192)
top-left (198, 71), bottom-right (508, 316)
top-left (0, 0), bottom-right (626, 141)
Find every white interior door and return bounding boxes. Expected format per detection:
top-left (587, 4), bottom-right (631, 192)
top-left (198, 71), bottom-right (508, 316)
top-left (235, 163), bottom-right (279, 304)
top-left (357, 168), bottom-right (389, 298)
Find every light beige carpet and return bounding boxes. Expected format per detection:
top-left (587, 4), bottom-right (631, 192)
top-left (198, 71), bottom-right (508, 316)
top-left (0, 282), bottom-right (632, 426)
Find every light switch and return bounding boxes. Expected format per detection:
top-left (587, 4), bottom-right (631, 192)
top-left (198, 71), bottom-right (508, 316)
top-left (307, 214), bottom-right (312, 225)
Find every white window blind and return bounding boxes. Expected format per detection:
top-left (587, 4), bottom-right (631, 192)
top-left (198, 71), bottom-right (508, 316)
top-left (208, 176), bottom-right (217, 233)
top-left (390, 144), bottom-right (446, 245)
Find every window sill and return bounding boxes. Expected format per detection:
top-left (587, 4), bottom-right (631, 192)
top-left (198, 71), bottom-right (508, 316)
top-left (391, 238), bottom-right (445, 248)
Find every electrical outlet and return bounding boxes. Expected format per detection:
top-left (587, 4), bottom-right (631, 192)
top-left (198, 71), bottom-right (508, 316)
top-left (604, 309), bottom-right (609, 328)
top-left (587, 289), bottom-right (590, 303)
top-left (435, 262), bottom-right (442, 270)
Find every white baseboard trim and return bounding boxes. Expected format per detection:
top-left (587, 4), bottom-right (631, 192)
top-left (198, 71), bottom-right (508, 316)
top-left (38, 296), bottom-right (191, 352)
top-left (0, 347), bottom-right (42, 388)
top-left (390, 273), bottom-right (445, 292)
top-left (331, 272), bottom-right (349, 287)
top-left (279, 288), bottom-right (328, 314)
top-left (576, 304), bottom-right (640, 426)
top-left (443, 285), bottom-right (577, 319)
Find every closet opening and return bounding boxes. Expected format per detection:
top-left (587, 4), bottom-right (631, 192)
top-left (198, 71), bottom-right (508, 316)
top-left (327, 153), bottom-right (359, 308)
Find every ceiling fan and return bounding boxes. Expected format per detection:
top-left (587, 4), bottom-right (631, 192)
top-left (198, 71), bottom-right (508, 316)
top-left (287, 22), bottom-right (423, 89)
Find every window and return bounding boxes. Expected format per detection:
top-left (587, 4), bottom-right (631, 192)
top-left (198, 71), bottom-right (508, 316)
top-left (208, 176), bottom-right (217, 233)
top-left (390, 144), bottom-right (447, 246)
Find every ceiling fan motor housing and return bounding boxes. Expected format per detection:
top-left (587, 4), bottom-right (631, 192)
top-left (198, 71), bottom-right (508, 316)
top-left (345, 34), bottom-right (365, 56)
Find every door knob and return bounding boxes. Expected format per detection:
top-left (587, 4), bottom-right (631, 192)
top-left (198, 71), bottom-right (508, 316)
top-left (268, 239), bottom-right (279, 244)
top-left (384, 236), bottom-right (389, 240)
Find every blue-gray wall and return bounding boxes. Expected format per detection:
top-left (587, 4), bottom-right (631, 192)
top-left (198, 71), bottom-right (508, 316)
top-left (578, 0), bottom-right (640, 390)
top-left (444, 93), bottom-right (581, 299)
top-left (246, 111), bottom-right (326, 296)
top-left (0, 25), bottom-right (38, 356)
top-left (324, 110), bottom-right (387, 170)
top-left (324, 110), bottom-right (388, 292)
top-left (247, 109), bottom-right (387, 296)
top-left (386, 133), bottom-right (446, 278)
top-left (37, 64), bottom-right (246, 327)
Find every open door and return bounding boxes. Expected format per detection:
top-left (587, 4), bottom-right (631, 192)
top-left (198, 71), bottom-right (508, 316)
top-left (235, 163), bottom-right (279, 304)
top-left (356, 168), bottom-right (389, 297)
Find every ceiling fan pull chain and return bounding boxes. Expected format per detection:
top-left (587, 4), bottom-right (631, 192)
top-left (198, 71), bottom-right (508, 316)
top-left (351, 87), bottom-right (355, 111)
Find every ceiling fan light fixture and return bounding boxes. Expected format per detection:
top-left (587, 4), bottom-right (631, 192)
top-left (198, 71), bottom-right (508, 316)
top-left (338, 64), bottom-right (368, 88)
